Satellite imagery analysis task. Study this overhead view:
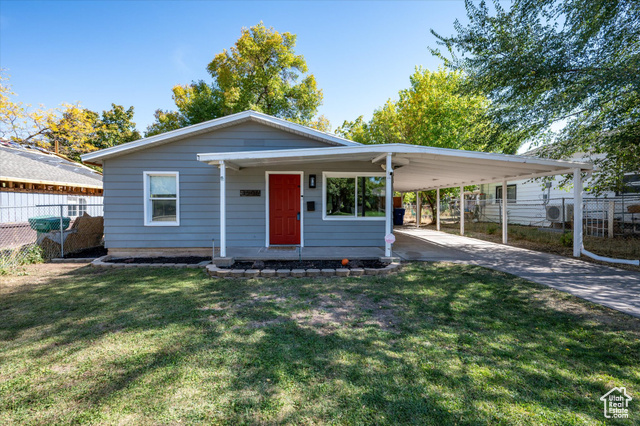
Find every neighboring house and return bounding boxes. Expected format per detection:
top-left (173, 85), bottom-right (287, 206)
top-left (474, 149), bottom-right (640, 234)
top-left (0, 142), bottom-right (103, 222)
top-left (0, 142), bottom-right (104, 251)
top-left (81, 110), bottom-right (592, 258)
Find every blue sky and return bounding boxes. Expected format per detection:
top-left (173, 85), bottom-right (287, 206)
top-left (0, 0), bottom-right (469, 133)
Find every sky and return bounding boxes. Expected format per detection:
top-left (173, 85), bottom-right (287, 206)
top-left (0, 0), bottom-right (469, 134)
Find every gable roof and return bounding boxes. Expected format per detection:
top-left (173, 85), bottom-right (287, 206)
top-left (0, 143), bottom-right (103, 188)
top-left (81, 110), bottom-right (361, 163)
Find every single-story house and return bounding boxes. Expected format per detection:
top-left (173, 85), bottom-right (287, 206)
top-left (0, 142), bottom-right (103, 216)
top-left (0, 142), bottom-right (103, 250)
top-left (81, 110), bottom-right (593, 260)
top-left (469, 149), bottom-right (640, 237)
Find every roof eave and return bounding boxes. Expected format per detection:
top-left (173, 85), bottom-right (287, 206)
top-left (197, 144), bottom-right (594, 171)
top-left (81, 110), bottom-right (360, 163)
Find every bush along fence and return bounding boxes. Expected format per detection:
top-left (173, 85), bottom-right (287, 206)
top-left (403, 195), bottom-right (640, 263)
top-left (0, 203), bottom-right (104, 268)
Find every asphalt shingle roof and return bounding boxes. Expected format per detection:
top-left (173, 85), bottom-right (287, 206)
top-left (0, 144), bottom-right (102, 188)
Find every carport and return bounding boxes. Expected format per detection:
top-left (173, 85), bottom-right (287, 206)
top-left (198, 143), bottom-right (593, 258)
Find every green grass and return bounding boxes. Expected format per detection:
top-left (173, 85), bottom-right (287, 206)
top-left (1, 264), bottom-right (639, 424)
top-left (436, 221), bottom-right (640, 262)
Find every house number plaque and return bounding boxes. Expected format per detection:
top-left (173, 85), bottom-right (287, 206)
top-left (240, 190), bottom-right (261, 197)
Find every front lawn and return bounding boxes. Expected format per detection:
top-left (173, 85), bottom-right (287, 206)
top-left (1, 263), bottom-right (638, 424)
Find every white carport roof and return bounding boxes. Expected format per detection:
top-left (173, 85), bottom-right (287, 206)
top-left (197, 143), bottom-right (592, 192)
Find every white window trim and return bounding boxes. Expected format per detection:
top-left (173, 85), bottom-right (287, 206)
top-left (322, 171), bottom-right (386, 221)
top-left (143, 171), bottom-right (180, 226)
top-left (265, 171), bottom-right (304, 247)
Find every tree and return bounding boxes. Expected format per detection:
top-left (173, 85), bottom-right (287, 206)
top-left (1, 70), bottom-right (52, 144)
top-left (46, 103), bottom-right (141, 160)
top-left (336, 67), bottom-right (509, 219)
top-left (95, 104), bottom-right (141, 150)
top-left (145, 81), bottom-right (223, 137)
top-left (146, 22), bottom-right (325, 136)
top-left (45, 104), bottom-right (102, 159)
top-left (307, 115), bottom-right (331, 133)
top-left (337, 67), bottom-right (514, 152)
top-left (1, 71), bottom-right (139, 161)
top-left (430, 0), bottom-right (640, 193)
top-left (208, 22), bottom-right (322, 122)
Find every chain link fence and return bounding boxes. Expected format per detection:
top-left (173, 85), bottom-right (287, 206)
top-left (404, 195), bottom-right (640, 262)
top-left (0, 203), bottom-right (104, 269)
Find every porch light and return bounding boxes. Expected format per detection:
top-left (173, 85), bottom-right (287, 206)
top-left (309, 174), bottom-right (316, 188)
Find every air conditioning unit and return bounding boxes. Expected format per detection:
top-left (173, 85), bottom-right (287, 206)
top-left (546, 205), bottom-right (562, 222)
top-left (546, 204), bottom-right (574, 222)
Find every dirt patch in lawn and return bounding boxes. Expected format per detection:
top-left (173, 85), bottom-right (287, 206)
top-left (291, 293), bottom-right (401, 334)
top-left (221, 259), bottom-right (387, 270)
top-left (209, 287), bottom-right (401, 334)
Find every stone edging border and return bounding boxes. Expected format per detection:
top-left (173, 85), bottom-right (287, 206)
top-left (206, 262), bottom-right (402, 279)
top-left (91, 255), bottom-right (211, 269)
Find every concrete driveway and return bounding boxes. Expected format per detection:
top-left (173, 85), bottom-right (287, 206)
top-left (393, 227), bottom-right (640, 318)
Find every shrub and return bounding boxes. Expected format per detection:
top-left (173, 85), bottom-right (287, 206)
top-left (560, 232), bottom-right (573, 247)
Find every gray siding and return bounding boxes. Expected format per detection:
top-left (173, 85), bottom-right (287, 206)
top-left (103, 121), bottom-right (385, 249)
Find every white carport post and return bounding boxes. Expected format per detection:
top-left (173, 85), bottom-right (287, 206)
top-left (436, 188), bottom-right (441, 231)
top-left (502, 181), bottom-right (508, 244)
top-left (459, 186), bottom-right (465, 236)
top-left (573, 168), bottom-right (583, 257)
top-left (415, 191), bottom-right (421, 228)
top-left (219, 161), bottom-right (227, 258)
top-left (385, 153), bottom-right (393, 257)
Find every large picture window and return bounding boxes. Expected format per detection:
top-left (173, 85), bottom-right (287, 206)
top-left (323, 172), bottom-right (386, 220)
top-left (144, 172), bottom-right (179, 226)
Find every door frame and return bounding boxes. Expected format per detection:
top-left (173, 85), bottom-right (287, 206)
top-left (265, 171), bottom-right (304, 247)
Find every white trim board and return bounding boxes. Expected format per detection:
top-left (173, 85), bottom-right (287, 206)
top-left (81, 110), bottom-right (361, 163)
top-left (265, 171), bottom-right (305, 248)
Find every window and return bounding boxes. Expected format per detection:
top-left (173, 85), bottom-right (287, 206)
top-left (67, 197), bottom-right (87, 217)
top-left (617, 174), bottom-right (640, 195)
top-left (323, 172), bottom-right (386, 220)
top-left (144, 172), bottom-right (179, 226)
top-left (495, 184), bottom-right (517, 204)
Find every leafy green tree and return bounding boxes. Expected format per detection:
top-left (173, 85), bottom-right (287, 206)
top-left (337, 67), bottom-right (514, 152)
top-left (95, 104), bottom-right (141, 149)
top-left (145, 110), bottom-right (183, 137)
top-left (431, 0), bottom-right (640, 193)
top-left (146, 23), bottom-right (325, 136)
top-left (336, 68), bottom-right (513, 220)
top-left (208, 22), bottom-right (322, 122)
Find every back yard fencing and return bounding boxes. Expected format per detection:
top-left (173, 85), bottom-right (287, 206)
top-left (404, 195), bottom-right (640, 262)
top-left (0, 203), bottom-right (104, 268)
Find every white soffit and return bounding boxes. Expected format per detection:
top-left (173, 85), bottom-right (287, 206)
top-left (198, 144), bottom-right (593, 192)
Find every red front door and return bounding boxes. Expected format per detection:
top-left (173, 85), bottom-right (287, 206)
top-left (269, 174), bottom-right (301, 245)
